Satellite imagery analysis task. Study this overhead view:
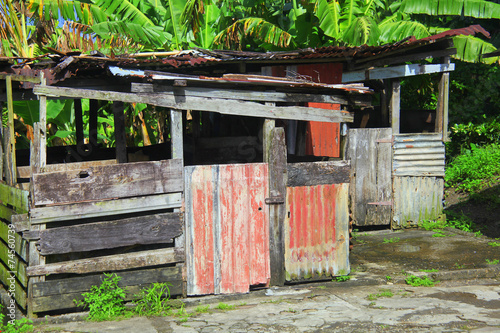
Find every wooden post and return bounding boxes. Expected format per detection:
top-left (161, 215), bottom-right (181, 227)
top-left (389, 79), bottom-right (400, 135)
top-left (381, 80), bottom-right (389, 127)
top-left (268, 127), bottom-right (286, 286)
top-left (74, 99), bottom-right (84, 147)
top-left (38, 73), bottom-right (47, 170)
top-left (112, 101), bottom-right (128, 163)
top-left (436, 57), bottom-right (450, 140)
top-left (5, 76), bottom-right (16, 184)
top-left (263, 119), bottom-right (275, 163)
top-left (89, 99), bottom-right (98, 149)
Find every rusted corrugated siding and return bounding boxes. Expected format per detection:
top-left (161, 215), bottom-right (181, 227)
top-left (305, 104), bottom-right (341, 158)
top-left (284, 183), bottom-right (349, 281)
top-left (185, 164), bottom-right (270, 296)
top-left (392, 176), bottom-right (444, 228)
top-left (393, 133), bottom-right (445, 177)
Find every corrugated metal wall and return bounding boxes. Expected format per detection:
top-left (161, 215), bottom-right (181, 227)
top-left (305, 103), bottom-right (341, 157)
top-left (284, 183), bottom-right (350, 281)
top-left (393, 133), bottom-right (445, 177)
top-left (185, 164), bottom-right (270, 295)
top-left (392, 176), bottom-right (444, 228)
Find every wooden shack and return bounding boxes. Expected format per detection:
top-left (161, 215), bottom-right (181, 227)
top-left (0, 26), bottom-right (479, 317)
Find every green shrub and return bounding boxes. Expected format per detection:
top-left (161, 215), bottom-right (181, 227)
top-left (75, 273), bottom-right (126, 321)
top-left (445, 143), bottom-right (500, 193)
top-left (0, 305), bottom-right (33, 333)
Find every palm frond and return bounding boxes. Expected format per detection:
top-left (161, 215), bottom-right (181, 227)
top-left (401, 0), bottom-right (500, 19)
top-left (379, 20), bottom-right (430, 44)
top-left (342, 16), bottom-right (380, 46)
top-left (452, 35), bottom-right (498, 64)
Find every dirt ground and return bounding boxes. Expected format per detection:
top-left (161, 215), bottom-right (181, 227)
top-left (444, 183), bottom-right (500, 239)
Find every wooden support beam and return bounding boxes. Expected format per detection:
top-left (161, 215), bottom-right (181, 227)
top-left (33, 86), bottom-right (355, 123)
top-left (390, 80), bottom-right (401, 135)
top-left (38, 74), bottom-right (47, 171)
top-left (170, 110), bottom-right (183, 161)
top-left (5, 76), bottom-right (16, 184)
top-left (0, 74), bottom-right (41, 83)
top-left (268, 127), bottom-right (286, 286)
top-left (436, 57), bottom-right (450, 140)
top-left (74, 99), bottom-right (84, 147)
top-left (342, 63), bottom-right (455, 83)
top-left (113, 101), bottom-right (127, 163)
top-left (89, 99), bottom-right (98, 149)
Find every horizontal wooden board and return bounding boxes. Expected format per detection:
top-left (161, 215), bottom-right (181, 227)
top-left (0, 183), bottom-right (29, 213)
top-left (17, 159), bottom-right (117, 179)
top-left (0, 261), bottom-right (26, 309)
top-left (0, 221), bottom-right (27, 261)
top-left (287, 161), bottom-right (350, 187)
top-left (0, 238), bottom-right (27, 286)
top-left (31, 266), bottom-right (183, 313)
top-left (131, 83), bottom-right (371, 106)
top-left (37, 212), bottom-right (183, 255)
top-left (34, 86), bottom-right (355, 123)
top-left (28, 248), bottom-right (185, 276)
top-left (33, 159), bottom-right (183, 206)
top-left (0, 204), bottom-right (15, 222)
top-left (342, 63), bottom-right (455, 83)
top-left (29, 192), bottom-right (182, 224)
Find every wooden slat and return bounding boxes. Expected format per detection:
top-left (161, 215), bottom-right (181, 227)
top-left (0, 261), bottom-right (26, 309)
top-left (0, 238), bottom-right (27, 286)
top-left (0, 74), bottom-right (41, 83)
top-left (390, 80), bottom-right (400, 134)
top-left (0, 182), bottom-right (29, 213)
top-left (29, 192), bottom-right (182, 224)
top-left (0, 204), bottom-right (14, 222)
top-left (0, 220), bottom-right (27, 261)
top-left (27, 248), bottom-right (185, 276)
top-left (131, 83), bottom-right (371, 106)
top-left (342, 63), bottom-right (455, 83)
top-left (33, 159), bottom-right (183, 206)
top-left (17, 160), bottom-right (117, 179)
top-left (268, 128), bottom-right (286, 286)
top-left (113, 101), bottom-right (128, 163)
top-left (287, 161), bottom-right (350, 187)
top-left (36, 212), bottom-right (183, 255)
top-left (31, 266), bottom-right (183, 313)
top-left (33, 86), bottom-right (355, 123)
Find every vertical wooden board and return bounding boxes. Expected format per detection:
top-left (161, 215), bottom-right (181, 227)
top-left (185, 166), bottom-right (215, 295)
top-left (0, 183), bottom-right (29, 213)
top-left (0, 261), bottom-right (26, 309)
top-left (219, 165), bottom-right (250, 294)
top-left (248, 164), bottom-right (269, 286)
top-left (334, 183), bottom-right (350, 275)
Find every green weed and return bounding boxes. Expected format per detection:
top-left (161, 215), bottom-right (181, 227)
top-left (454, 263), bottom-right (465, 269)
top-left (405, 275), bottom-right (438, 287)
top-left (432, 232), bottom-right (447, 237)
top-left (133, 282), bottom-right (171, 316)
top-left (367, 290), bottom-right (394, 300)
top-left (216, 303), bottom-right (236, 311)
top-left (195, 305), bottom-right (210, 313)
top-left (317, 285), bottom-right (326, 289)
top-left (488, 242), bottom-right (500, 247)
top-left (385, 276), bottom-right (392, 281)
top-left (419, 269), bottom-right (439, 272)
top-left (486, 259), bottom-right (499, 265)
top-left (75, 273), bottom-right (127, 321)
top-left (419, 219), bottom-right (446, 231)
top-left (334, 275), bottom-right (350, 282)
top-left (383, 237), bottom-right (400, 244)
top-left (0, 305), bottom-right (33, 332)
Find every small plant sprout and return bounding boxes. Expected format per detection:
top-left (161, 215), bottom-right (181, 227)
top-left (134, 282), bottom-right (172, 316)
top-left (195, 305), bottom-right (210, 313)
top-left (385, 275), bottom-right (392, 281)
top-left (383, 237), bottom-right (400, 244)
top-left (334, 275), bottom-right (350, 282)
top-left (486, 259), bottom-right (499, 265)
top-left (216, 302), bottom-right (236, 311)
top-left (367, 290), bottom-right (394, 300)
top-left (405, 275), bottom-right (438, 287)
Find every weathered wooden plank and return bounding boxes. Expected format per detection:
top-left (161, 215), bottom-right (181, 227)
top-left (287, 161), bottom-right (350, 187)
top-left (5, 76), bottom-right (16, 185)
top-left (436, 57), bottom-right (450, 140)
top-left (0, 220), bottom-right (27, 261)
top-left (263, 119), bottom-right (275, 163)
top-left (74, 99), bottom-right (84, 147)
top-left (268, 128), bottom-right (286, 286)
top-left (32, 265), bottom-right (182, 298)
top-left (390, 80), bottom-right (400, 134)
top-left (0, 261), bottom-right (26, 309)
top-left (29, 192), bottom-right (182, 224)
top-left (17, 160), bottom-right (117, 179)
top-left (113, 101), bottom-right (128, 163)
top-left (347, 128), bottom-right (392, 226)
top-left (28, 223), bottom-right (45, 318)
top-left (0, 74), bottom-right (41, 83)
top-left (31, 266), bottom-right (183, 313)
top-left (0, 182), bottom-right (29, 213)
top-left (131, 83), bottom-right (371, 106)
top-left (342, 63), bottom-right (455, 83)
top-left (27, 248), bottom-right (185, 276)
top-left (89, 99), bottom-right (98, 149)
top-left (33, 159), bottom-right (183, 206)
top-left (0, 236), bottom-right (27, 287)
top-left (33, 86), bottom-right (355, 123)
top-left (0, 204), bottom-right (14, 222)
top-left (36, 212), bottom-right (183, 255)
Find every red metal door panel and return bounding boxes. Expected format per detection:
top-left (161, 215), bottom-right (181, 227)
top-left (186, 164), bottom-right (270, 296)
top-left (305, 103), bottom-right (341, 157)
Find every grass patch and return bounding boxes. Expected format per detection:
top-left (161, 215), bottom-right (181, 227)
top-left (486, 259), bottom-right (499, 265)
top-left (216, 303), bottom-right (236, 311)
top-left (383, 237), bottom-right (400, 244)
top-left (488, 242), bottom-right (500, 247)
top-left (367, 290), bottom-right (394, 301)
top-left (334, 275), bottom-right (350, 282)
top-left (194, 305), bottom-right (210, 313)
top-left (445, 143), bottom-right (500, 193)
top-left (405, 275), bottom-right (438, 287)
